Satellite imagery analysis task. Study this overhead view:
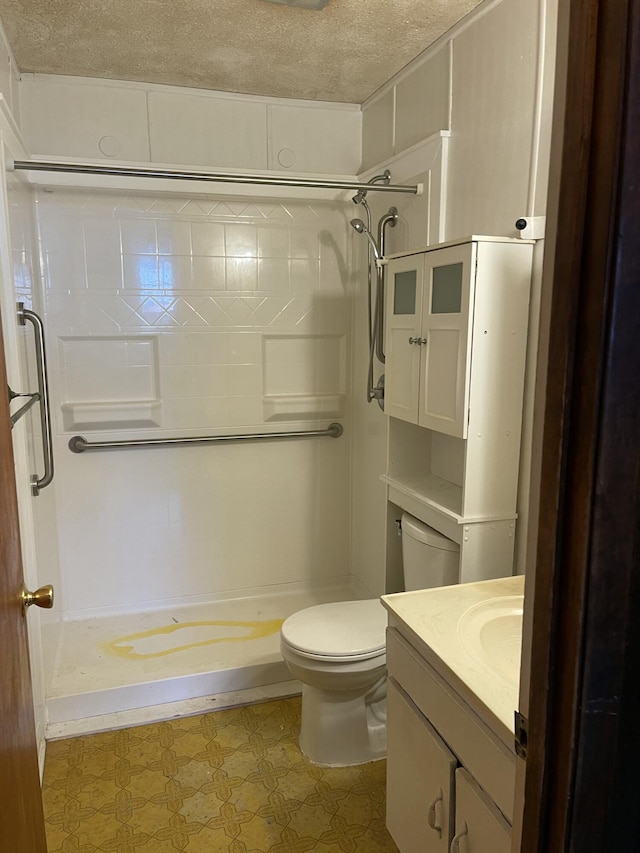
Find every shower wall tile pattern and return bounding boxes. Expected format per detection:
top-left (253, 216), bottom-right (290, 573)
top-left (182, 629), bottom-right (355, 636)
top-left (38, 190), bottom-right (352, 432)
top-left (43, 697), bottom-right (399, 853)
top-left (35, 189), bottom-right (353, 612)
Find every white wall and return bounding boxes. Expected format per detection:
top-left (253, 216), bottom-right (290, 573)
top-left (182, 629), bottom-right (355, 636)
top-left (354, 0), bottom-right (557, 586)
top-left (19, 75), bottom-right (362, 177)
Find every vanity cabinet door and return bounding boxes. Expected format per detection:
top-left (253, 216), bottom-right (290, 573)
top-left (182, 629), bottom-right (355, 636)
top-left (450, 768), bottom-right (511, 853)
top-left (384, 255), bottom-right (424, 423)
top-left (418, 242), bottom-right (476, 438)
top-left (387, 679), bottom-right (456, 853)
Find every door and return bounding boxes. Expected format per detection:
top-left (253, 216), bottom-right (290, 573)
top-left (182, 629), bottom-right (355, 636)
top-left (452, 768), bottom-right (511, 852)
top-left (384, 254), bottom-right (424, 422)
top-left (386, 679), bottom-right (456, 852)
top-left (0, 306), bottom-right (48, 852)
top-left (419, 242), bottom-right (476, 437)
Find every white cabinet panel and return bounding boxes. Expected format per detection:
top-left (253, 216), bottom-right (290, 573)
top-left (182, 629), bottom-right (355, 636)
top-left (387, 679), bottom-right (456, 853)
top-left (21, 79), bottom-right (150, 161)
top-left (361, 90), bottom-right (395, 172)
top-left (395, 45), bottom-right (451, 153)
top-left (452, 768), bottom-right (511, 853)
top-left (148, 92), bottom-right (268, 169)
top-left (269, 105), bottom-right (360, 175)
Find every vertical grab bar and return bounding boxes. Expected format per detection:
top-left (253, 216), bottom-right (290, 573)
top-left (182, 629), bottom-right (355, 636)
top-left (17, 302), bottom-right (54, 495)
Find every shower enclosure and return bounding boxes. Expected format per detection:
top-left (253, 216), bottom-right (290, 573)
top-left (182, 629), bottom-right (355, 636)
top-left (4, 163), bottom-right (414, 736)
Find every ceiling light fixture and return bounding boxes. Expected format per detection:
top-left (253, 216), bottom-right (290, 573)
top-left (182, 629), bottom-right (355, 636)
top-left (259, 0), bottom-right (329, 10)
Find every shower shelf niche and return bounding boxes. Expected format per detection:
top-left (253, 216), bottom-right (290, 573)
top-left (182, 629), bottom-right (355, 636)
top-left (61, 400), bottom-right (162, 431)
top-left (59, 335), bottom-right (161, 430)
top-left (262, 392), bottom-right (344, 420)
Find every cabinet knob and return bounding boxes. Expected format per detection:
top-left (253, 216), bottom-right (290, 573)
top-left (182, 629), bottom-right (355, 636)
top-left (408, 336), bottom-right (427, 345)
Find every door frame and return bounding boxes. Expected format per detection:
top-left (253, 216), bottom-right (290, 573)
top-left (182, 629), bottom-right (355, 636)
top-left (521, 0), bottom-right (640, 848)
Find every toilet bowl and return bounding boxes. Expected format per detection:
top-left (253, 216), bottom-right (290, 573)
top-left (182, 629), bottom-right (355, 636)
top-left (280, 599), bottom-right (388, 766)
top-left (280, 514), bottom-right (460, 766)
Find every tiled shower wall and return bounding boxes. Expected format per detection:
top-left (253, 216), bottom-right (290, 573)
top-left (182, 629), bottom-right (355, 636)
top-left (37, 189), bottom-right (354, 614)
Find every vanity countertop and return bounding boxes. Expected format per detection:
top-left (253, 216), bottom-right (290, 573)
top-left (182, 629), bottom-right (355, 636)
top-left (381, 575), bottom-right (525, 748)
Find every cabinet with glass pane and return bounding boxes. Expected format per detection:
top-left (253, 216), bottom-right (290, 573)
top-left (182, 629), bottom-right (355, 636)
top-left (385, 237), bottom-right (533, 439)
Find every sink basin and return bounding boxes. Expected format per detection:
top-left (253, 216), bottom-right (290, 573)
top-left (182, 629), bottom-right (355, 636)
top-left (457, 595), bottom-right (524, 687)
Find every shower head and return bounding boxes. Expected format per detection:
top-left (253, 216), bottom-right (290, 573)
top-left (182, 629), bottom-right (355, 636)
top-left (350, 218), bottom-right (381, 263)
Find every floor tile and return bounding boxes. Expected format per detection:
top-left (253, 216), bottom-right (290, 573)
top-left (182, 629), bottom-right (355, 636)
top-left (43, 696), bottom-right (399, 852)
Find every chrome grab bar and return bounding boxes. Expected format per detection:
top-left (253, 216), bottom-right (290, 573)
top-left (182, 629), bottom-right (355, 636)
top-left (69, 422), bottom-right (343, 453)
top-left (17, 302), bottom-right (54, 495)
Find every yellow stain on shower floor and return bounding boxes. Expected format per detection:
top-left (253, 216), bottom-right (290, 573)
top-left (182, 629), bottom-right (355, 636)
top-left (44, 586), bottom-right (359, 703)
top-left (104, 618), bottom-right (285, 659)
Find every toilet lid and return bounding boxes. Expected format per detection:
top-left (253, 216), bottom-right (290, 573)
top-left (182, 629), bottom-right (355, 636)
top-left (281, 599), bottom-right (387, 659)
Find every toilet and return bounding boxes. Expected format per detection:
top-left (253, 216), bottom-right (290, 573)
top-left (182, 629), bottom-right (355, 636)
top-left (280, 512), bottom-right (460, 766)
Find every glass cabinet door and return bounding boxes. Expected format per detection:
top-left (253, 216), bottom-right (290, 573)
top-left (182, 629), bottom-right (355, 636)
top-left (419, 242), bottom-right (476, 437)
top-left (384, 255), bottom-right (424, 423)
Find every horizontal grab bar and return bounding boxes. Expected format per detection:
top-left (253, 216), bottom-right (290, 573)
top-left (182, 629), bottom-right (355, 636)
top-left (69, 422), bottom-right (343, 453)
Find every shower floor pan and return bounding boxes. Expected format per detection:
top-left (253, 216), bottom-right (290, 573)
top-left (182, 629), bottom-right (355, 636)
top-left (44, 582), bottom-right (362, 737)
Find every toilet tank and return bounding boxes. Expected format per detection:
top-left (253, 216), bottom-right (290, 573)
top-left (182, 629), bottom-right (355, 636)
top-left (401, 512), bottom-right (460, 591)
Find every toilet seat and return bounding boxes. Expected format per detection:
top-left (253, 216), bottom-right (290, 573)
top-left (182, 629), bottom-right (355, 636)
top-left (281, 599), bottom-right (387, 662)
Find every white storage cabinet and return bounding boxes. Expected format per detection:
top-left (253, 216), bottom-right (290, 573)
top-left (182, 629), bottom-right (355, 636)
top-left (381, 237), bottom-right (533, 583)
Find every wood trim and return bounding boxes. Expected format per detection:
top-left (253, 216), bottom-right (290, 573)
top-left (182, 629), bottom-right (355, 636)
top-left (522, 0), bottom-right (640, 848)
top-left (0, 304), bottom-right (48, 851)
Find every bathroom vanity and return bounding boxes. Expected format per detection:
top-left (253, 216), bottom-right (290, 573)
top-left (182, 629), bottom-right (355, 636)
top-left (382, 575), bottom-right (524, 852)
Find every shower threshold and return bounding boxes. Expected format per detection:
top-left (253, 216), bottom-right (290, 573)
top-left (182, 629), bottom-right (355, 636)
top-left (44, 581), bottom-right (362, 738)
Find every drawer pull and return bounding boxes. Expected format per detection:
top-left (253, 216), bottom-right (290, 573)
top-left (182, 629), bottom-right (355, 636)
top-left (427, 790), bottom-right (443, 838)
top-left (450, 822), bottom-right (468, 852)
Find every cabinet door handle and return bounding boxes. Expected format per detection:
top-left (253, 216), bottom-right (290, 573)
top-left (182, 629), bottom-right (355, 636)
top-left (427, 790), bottom-right (443, 838)
top-left (450, 822), bottom-right (468, 852)
top-left (408, 336), bottom-right (427, 345)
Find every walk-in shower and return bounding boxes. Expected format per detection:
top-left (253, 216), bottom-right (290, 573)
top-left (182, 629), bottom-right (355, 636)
top-left (350, 171), bottom-right (398, 406)
top-left (6, 158), bottom-right (418, 737)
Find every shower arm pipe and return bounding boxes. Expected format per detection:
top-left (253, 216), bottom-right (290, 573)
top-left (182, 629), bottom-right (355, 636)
top-left (10, 160), bottom-right (421, 195)
top-left (68, 423), bottom-right (343, 453)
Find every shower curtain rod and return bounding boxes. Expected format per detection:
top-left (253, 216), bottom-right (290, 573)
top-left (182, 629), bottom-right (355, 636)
top-left (69, 422), bottom-right (343, 453)
top-left (11, 160), bottom-right (420, 194)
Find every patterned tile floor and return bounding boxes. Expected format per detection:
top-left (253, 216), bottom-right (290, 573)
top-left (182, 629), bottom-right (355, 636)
top-left (42, 696), bottom-right (399, 853)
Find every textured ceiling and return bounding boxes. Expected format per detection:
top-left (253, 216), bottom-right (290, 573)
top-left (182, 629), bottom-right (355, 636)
top-left (0, 0), bottom-right (483, 103)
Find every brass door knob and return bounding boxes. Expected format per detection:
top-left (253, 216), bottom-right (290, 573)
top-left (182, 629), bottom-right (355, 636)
top-left (21, 584), bottom-right (54, 610)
